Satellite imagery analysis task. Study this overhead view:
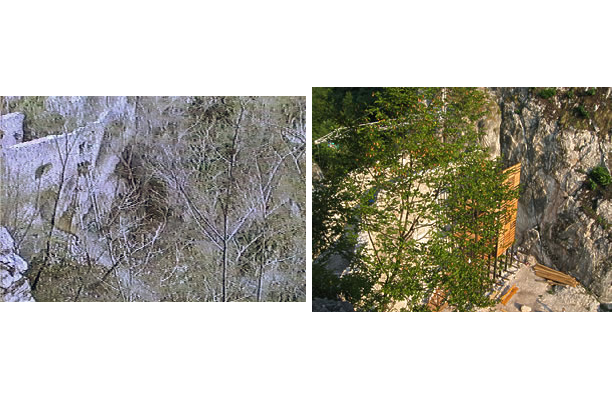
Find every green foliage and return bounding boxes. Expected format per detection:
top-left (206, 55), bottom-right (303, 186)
top-left (329, 87), bottom-right (381, 126)
top-left (586, 87), bottom-right (596, 96)
top-left (589, 165), bottom-right (611, 187)
top-left (575, 105), bottom-right (589, 119)
top-left (427, 157), bottom-right (516, 311)
top-left (566, 89), bottom-right (575, 99)
top-left (312, 262), bottom-right (341, 299)
top-left (312, 88), bottom-right (339, 142)
top-left (537, 88), bottom-right (556, 99)
top-left (313, 88), bottom-right (518, 311)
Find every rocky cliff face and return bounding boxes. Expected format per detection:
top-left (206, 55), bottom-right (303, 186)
top-left (0, 227), bottom-right (34, 302)
top-left (489, 88), bottom-right (612, 302)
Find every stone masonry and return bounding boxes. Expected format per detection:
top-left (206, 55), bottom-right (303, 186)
top-left (1, 106), bottom-right (135, 261)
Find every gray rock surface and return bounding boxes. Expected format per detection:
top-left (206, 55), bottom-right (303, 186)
top-left (489, 88), bottom-right (612, 302)
top-left (0, 112), bottom-right (25, 147)
top-left (0, 227), bottom-right (34, 302)
top-left (1, 98), bottom-right (138, 261)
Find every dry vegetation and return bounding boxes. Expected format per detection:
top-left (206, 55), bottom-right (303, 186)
top-left (2, 96), bottom-right (305, 301)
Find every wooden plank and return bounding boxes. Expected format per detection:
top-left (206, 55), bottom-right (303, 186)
top-left (496, 163), bottom-right (520, 257)
top-left (533, 264), bottom-right (578, 287)
top-left (500, 285), bottom-right (518, 305)
top-left (534, 263), bottom-right (575, 276)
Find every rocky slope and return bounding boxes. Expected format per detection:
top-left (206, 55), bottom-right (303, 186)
top-left (0, 227), bottom-right (34, 302)
top-left (489, 88), bottom-right (612, 302)
top-left (1, 96), bottom-right (306, 302)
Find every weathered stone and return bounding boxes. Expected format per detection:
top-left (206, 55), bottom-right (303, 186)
top-left (0, 227), bottom-right (34, 301)
top-left (0, 227), bottom-right (15, 254)
top-left (597, 200), bottom-right (612, 222)
top-left (520, 305), bottom-right (532, 312)
top-left (0, 112), bottom-right (25, 147)
top-left (1, 101), bottom-right (137, 261)
top-left (490, 88), bottom-right (612, 302)
top-left (478, 93), bottom-right (502, 159)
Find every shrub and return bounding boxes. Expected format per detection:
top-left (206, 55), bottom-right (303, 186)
top-left (575, 105), bottom-right (589, 119)
top-left (586, 87), bottom-right (596, 96)
top-left (589, 165), bottom-right (612, 187)
top-left (537, 88), bottom-right (556, 99)
top-left (312, 262), bottom-right (341, 300)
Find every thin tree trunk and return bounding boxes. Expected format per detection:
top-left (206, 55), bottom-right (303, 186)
top-left (256, 225), bottom-right (266, 302)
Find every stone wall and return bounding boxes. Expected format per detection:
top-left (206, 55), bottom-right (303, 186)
top-left (2, 112), bottom-right (106, 192)
top-left (1, 103), bottom-right (136, 260)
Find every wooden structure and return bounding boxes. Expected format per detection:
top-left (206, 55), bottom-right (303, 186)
top-left (533, 264), bottom-right (578, 287)
top-left (500, 285), bottom-right (518, 305)
top-left (496, 163), bottom-right (521, 257)
top-left (428, 163), bottom-right (521, 311)
top-left (427, 287), bottom-right (448, 311)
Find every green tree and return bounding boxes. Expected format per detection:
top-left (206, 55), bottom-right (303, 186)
top-left (312, 87), bottom-right (338, 142)
top-left (313, 87), bottom-right (518, 311)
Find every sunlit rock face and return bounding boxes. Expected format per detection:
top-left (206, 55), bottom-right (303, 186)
top-left (489, 87), bottom-right (612, 301)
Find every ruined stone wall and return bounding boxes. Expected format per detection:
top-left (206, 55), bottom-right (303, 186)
top-left (3, 116), bottom-right (104, 191)
top-left (0, 104), bottom-right (136, 260)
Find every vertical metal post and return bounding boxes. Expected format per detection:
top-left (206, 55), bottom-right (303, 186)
top-left (492, 254), bottom-right (497, 282)
top-left (493, 239), bottom-right (498, 281)
top-left (505, 247), bottom-right (510, 271)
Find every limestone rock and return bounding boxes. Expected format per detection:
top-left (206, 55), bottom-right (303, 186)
top-left (0, 227), bottom-right (15, 254)
top-left (478, 93), bottom-right (502, 159)
top-left (0, 227), bottom-right (34, 302)
top-left (0, 112), bottom-right (25, 147)
top-left (520, 305), bottom-right (532, 312)
top-left (489, 88), bottom-right (612, 302)
top-left (1, 100), bottom-right (137, 261)
top-left (597, 200), bottom-right (612, 222)
top-left (539, 284), bottom-right (600, 312)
